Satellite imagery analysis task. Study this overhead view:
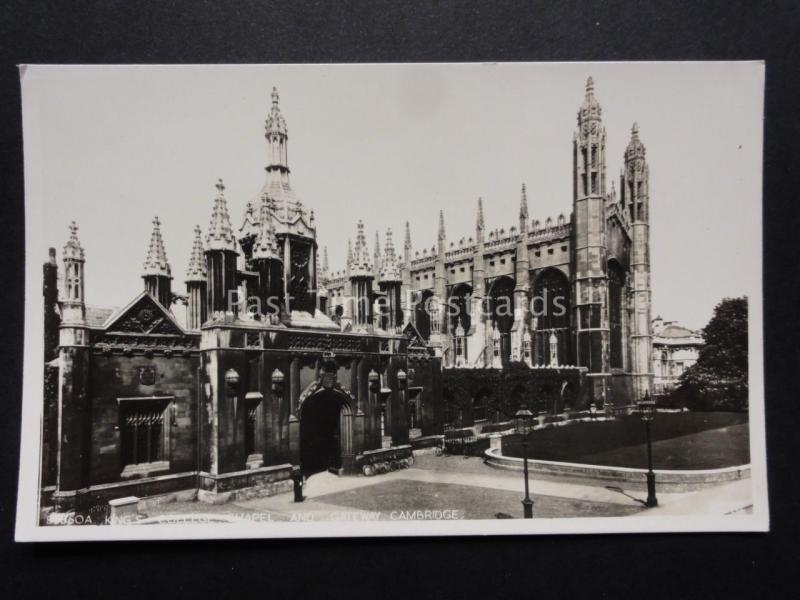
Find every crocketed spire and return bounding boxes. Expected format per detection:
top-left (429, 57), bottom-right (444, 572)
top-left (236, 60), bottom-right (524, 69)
top-left (143, 216), bottom-right (172, 278)
top-left (348, 220), bottom-right (373, 277)
top-left (185, 225), bottom-right (207, 282)
top-left (578, 75), bottom-right (602, 128)
top-left (379, 228), bottom-right (402, 283)
top-left (476, 197), bottom-right (485, 232)
top-left (438, 210), bottom-right (446, 240)
top-left (63, 221), bottom-right (84, 261)
top-left (265, 87), bottom-right (288, 136)
top-left (520, 184), bottom-right (529, 220)
top-left (404, 221), bottom-right (412, 251)
top-left (252, 199), bottom-right (281, 261)
top-left (625, 121), bottom-right (646, 162)
top-left (206, 179), bottom-right (238, 252)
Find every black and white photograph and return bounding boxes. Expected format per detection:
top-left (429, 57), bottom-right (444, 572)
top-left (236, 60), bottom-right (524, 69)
top-left (14, 62), bottom-right (766, 541)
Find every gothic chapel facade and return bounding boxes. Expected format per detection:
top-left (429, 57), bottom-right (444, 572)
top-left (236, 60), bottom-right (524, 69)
top-left (41, 78), bottom-right (652, 514)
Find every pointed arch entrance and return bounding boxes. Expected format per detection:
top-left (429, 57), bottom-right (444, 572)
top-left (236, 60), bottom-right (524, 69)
top-left (299, 388), bottom-right (354, 477)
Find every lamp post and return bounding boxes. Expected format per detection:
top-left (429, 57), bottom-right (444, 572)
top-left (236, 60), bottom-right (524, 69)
top-left (639, 393), bottom-right (658, 508)
top-left (397, 369), bottom-right (409, 429)
top-left (514, 404), bottom-right (535, 519)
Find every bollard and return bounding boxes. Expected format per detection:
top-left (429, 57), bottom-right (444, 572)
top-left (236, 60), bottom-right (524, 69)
top-left (291, 467), bottom-right (305, 503)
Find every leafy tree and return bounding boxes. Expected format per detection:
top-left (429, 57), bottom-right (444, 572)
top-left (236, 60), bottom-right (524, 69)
top-left (670, 297), bottom-right (749, 411)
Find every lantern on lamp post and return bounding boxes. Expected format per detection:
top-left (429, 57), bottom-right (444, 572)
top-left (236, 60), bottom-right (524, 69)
top-left (514, 404), bottom-right (535, 519)
top-left (638, 393), bottom-right (658, 508)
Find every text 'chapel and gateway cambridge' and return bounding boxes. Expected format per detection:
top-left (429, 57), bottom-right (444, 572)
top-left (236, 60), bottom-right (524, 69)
top-left (41, 78), bottom-right (654, 512)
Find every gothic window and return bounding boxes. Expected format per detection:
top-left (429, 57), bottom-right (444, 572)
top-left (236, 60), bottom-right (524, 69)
top-left (591, 145), bottom-right (598, 168)
top-left (414, 290), bottom-right (434, 340)
top-left (120, 399), bottom-right (169, 468)
top-left (532, 269), bottom-right (571, 366)
top-left (448, 284), bottom-right (472, 334)
top-left (608, 261), bottom-right (625, 369)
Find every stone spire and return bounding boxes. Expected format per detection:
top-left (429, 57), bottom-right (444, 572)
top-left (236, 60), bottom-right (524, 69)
top-left (577, 76), bottom-right (603, 133)
top-left (404, 221), bottom-right (412, 251)
top-left (143, 216), bottom-right (172, 278)
top-left (322, 246), bottom-right (329, 280)
top-left (348, 220), bottom-right (373, 277)
top-left (206, 179), bottom-right (238, 252)
top-left (625, 121), bottom-right (646, 161)
top-left (252, 200), bottom-right (281, 261)
top-left (476, 197), bottom-right (485, 232)
top-left (265, 86), bottom-right (288, 137)
top-left (373, 230), bottom-right (382, 276)
top-left (438, 210), bottom-right (446, 240)
top-left (63, 221), bottom-right (84, 262)
top-left (519, 184), bottom-right (529, 232)
top-left (185, 225), bottom-right (207, 282)
top-left (346, 239), bottom-right (353, 265)
top-left (379, 228), bottom-right (402, 283)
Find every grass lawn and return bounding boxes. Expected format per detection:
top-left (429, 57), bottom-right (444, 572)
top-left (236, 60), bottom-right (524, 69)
top-left (502, 412), bottom-right (749, 470)
top-left (312, 479), bottom-right (643, 519)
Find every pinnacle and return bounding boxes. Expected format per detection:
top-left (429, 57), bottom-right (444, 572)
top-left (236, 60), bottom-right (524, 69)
top-left (63, 220), bottom-right (85, 260)
top-left (380, 227), bottom-right (401, 283)
top-left (185, 225), bottom-right (207, 282)
top-left (206, 178), bottom-right (238, 253)
top-left (438, 210), bottom-right (446, 240)
top-left (143, 215), bottom-right (172, 278)
top-left (476, 197), bottom-right (485, 230)
top-left (253, 200), bottom-right (280, 261)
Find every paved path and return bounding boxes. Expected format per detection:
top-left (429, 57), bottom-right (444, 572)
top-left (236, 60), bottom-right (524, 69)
top-left (145, 454), bottom-right (754, 521)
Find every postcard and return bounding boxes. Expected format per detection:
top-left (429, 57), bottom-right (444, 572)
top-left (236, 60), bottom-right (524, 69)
top-left (15, 62), bottom-right (767, 540)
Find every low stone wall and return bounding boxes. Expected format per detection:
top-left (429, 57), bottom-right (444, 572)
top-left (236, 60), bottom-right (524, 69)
top-left (484, 447), bottom-right (751, 492)
top-left (197, 463), bottom-right (294, 504)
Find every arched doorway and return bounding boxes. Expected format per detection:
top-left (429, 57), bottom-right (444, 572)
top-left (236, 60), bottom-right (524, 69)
top-left (300, 390), bottom-right (353, 477)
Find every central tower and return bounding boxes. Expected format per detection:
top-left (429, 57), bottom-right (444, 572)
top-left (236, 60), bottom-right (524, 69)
top-left (239, 87), bottom-right (318, 316)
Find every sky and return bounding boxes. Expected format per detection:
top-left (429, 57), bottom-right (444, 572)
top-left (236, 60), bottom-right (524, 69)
top-left (21, 62), bottom-right (763, 330)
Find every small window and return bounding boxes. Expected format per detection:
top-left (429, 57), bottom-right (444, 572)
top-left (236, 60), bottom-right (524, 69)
top-left (489, 261), bottom-right (495, 267)
top-left (534, 251), bottom-right (541, 257)
top-left (120, 398), bottom-right (170, 469)
top-left (548, 248), bottom-right (554, 255)
top-left (500, 258), bottom-right (506, 265)
top-left (460, 267), bottom-right (465, 272)
top-left (561, 246), bottom-right (567, 252)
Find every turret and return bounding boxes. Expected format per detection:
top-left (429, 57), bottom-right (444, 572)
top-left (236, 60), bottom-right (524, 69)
top-left (512, 184), bottom-right (531, 360)
top-left (142, 216), bottom-right (173, 309)
top-left (205, 179), bottom-right (239, 315)
top-left (622, 122), bottom-right (654, 397)
top-left (400, 221), bottom-right (413, 325)
top-left (378, 228), bottom-right (403, 330)
top-left (185, 225), bottom-right (208, 329)
top-left (468, 198), bottom-right (488, 365)
top-left (433, 210), bottom-right (447, 345)
top-left (572, 77), bottom-right (610, 396)
top-left (348, 220), bottom-right (374, 328)
top-left (61, 221), bottom-right (86, 324)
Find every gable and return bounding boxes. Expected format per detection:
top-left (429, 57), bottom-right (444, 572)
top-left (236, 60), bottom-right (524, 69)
top-left (104, 292), bottom-right (184, 335)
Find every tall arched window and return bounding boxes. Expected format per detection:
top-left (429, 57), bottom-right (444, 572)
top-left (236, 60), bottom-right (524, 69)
top-left (531, 268), bottom-right (571, 366)
top-left (608, 261), bottom-right (625, 369)
top-left (488, 276), bottom-right (515, 364)
top-left (414, 290), bottom-right (434, 340)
